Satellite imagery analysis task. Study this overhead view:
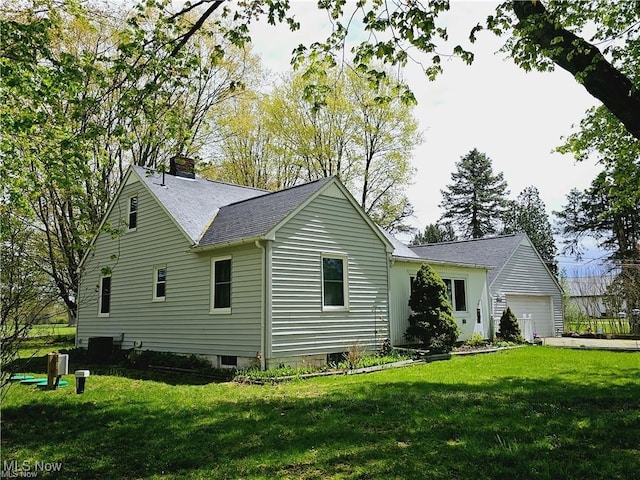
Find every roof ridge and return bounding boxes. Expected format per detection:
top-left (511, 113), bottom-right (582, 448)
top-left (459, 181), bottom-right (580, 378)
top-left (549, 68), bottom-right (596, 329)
top-left (218, 176), bottom-right (334, 210)
top-left (133, 165), bottom-right (270, 193)
top-left (409, 232), bottom-right (521, 248)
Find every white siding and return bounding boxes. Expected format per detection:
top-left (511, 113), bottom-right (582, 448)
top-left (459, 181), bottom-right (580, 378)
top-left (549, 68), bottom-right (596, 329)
top-left (76, 175), bottom-right (262, 359)
top-left (504, 294), bottom-right (553, 340)
top-left (389, 261), bottom-right (491, 344)
top-left (491, 239), bottom-right (563, 336)
top-left (270, 193), bottom-right (390, 358)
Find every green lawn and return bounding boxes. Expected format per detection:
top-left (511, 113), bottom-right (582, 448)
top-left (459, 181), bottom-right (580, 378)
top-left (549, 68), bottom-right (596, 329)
top-left (2, 347), bottom-right (638, 479)
top-left (29, 324), bottom-right (76, 338)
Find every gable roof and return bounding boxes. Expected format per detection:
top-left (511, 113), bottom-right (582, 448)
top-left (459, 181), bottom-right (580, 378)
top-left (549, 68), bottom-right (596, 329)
top-left (133, 166), bottom-right (268, 242)
top-left (198, 176), bottom-right (333, 247)
top-left (409, 233), bottom-right (528, 284)
top-left (134, 167), bottom-right (391, 252)
top-left (379, 228), bottom-right (494, 269)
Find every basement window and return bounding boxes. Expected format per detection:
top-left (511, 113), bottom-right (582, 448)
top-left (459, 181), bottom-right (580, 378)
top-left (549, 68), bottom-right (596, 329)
top-left (220, 355), bottom-right (237, 368)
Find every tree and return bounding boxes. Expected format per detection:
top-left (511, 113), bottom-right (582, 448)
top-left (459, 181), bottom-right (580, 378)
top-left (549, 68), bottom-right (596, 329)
top-left (555, 163), bottom-right (640, 320)
top-left (405, 264), bottom-right (460, 353)
top-left (165, 1), bottom-right (640, 141)
top-left (411, 223), bottom-right (457, 245)
top-left (502, 186), bottom-right (557, 274)
top-left (498, 307), bottom-right (524, 343)
top-left (1, 1), bottom-right (251, 323)
top-left (1, 208), bottom-right (59, 391)
top-left (208, 65), bottom-right (421, 232)
top-left (439, 149), bottom-right (509, 239)
top-left (488, 1), bottom-right (640, 141)
top-left (555, 166), bottom-right (640, 266)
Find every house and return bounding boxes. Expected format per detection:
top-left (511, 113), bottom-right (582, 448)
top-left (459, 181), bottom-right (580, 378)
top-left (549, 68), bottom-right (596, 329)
top-left (76, 161), bottom-right (394, 369)
top-left (410, 233), bottom-right (564, 341)
top-left (381, 230), bottom-right (493, 344)
top-left (565, 275), bottom-right (620, 318)
top-left (77, 163), bottom-right (562, 369)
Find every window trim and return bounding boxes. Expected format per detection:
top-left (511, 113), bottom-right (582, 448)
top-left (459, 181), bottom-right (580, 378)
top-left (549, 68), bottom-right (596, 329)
top-left (127, 195), bottom-right (138, 231)
top-left (98, 275), bottom-right (111, 317)
top-left (443, 277), bottom-right (468, 313)
top-left (321, 254), bottom-right (349, 311)
top-left (210, 256), bottom-right (232, 314)
top-left (152, 265), bottom-right (167, 302)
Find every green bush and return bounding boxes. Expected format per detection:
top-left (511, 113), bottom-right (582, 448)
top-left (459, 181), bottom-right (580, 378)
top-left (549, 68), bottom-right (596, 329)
top-left (498, 307), bottom-right (525, 343)
top-left (405, 264), bottom-right (460, 353)
top-left (465, 332), bottom-right (485, 347)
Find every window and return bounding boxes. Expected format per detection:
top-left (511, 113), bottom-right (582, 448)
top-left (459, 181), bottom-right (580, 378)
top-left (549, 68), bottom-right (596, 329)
top-left (322, 255), bottom-right (348, 310)
top-left (99, 276), bottom-right (111, 316)
top-left (128, 195), bottom-right (138, 230)
top-left (220, 355), bottom-right (237, 367)
top-left (443, 278), bottom-right (467, 312)
top-left (153, 266), bottom-right (167, 301)
top-left (211, 257), bottom-right (231, 313)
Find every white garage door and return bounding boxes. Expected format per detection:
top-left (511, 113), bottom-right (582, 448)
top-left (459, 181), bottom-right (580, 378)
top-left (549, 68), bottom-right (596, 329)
top-left (505, 295), bottom-right (553, 341)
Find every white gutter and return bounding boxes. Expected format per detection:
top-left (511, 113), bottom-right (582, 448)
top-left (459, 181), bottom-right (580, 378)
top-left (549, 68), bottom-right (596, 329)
top-left (189, 234), bottom-right (272, 253)
top-left (392, 255), bottom-right (495, 271)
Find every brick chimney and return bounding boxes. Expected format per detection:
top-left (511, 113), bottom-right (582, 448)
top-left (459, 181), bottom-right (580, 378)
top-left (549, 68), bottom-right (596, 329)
top-left (169, 156), bottom-right (195, 179)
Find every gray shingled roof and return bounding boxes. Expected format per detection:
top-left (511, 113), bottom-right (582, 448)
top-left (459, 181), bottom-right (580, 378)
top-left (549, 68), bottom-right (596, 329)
top-left (134, 166), bottom-right (268, 242)
top-left (409, 233), bottom-right (526, 284)
top-left (199, 177), bottom-right (333, 247)
top-left (379, 228), bottom-right (421, 259)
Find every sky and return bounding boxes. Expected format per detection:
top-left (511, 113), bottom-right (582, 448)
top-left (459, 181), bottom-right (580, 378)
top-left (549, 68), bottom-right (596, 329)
top-left (245, 1), bottom-right (607, 275)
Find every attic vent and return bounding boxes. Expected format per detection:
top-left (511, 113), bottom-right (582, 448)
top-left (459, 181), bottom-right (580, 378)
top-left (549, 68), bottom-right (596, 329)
top-left (169, 156), bottom-right (195, 179)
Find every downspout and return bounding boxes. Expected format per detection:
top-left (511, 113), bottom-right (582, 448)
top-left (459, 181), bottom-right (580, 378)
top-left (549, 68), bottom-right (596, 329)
top-left (264, 240), bottom-right (273, 369)
top-left (387, 253), bottom-right (393, 346)
top-left (255, 241), bottom-right (267, 370)
top-left (487, 273), bottom-right (494, 340)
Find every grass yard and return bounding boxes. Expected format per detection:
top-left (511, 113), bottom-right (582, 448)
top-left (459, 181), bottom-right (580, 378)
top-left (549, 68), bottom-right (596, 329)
top-left (29, 324), bottom-right (76, 338)
top-left (2, 347), bottom-right (639, 479)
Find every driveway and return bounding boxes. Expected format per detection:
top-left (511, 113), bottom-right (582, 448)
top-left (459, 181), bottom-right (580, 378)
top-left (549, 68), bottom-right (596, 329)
top-left (543, 336), bottom-right (640, 351)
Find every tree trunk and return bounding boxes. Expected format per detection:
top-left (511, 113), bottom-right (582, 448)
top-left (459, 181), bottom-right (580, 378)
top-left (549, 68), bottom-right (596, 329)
top-left (512, 1), bottom-right (640, 141)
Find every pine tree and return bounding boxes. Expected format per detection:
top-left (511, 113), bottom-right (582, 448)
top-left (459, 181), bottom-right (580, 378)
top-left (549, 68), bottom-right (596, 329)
top-left (411, 223), bottom-right (457, 245)
top-left (502, 186), bottom-right (558, 275)
top-left (498, 307), bottom-right (524, 343)
top-left (405, 264), bottom-right (460, 353)
top-left (439, 149), bottom-right (509, 239)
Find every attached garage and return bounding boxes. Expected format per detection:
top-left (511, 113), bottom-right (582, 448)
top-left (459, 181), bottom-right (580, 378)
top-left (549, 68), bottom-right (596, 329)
top-left (505, 294), bottom-right (554, 341)
top-left (411, 233), bottom-right (565, 340)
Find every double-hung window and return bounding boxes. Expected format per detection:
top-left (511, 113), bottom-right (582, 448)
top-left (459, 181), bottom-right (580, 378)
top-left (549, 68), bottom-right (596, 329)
top-left (443, 278), bottom-right (467, 312)
top-left (99, 275), bottom-right (111, 316)
top-left (322, 255), bottom-right (348, 310)
top-left (153, 266), bottom-right (167, 302)
top-left (128, 195), bottom-right (138, 230)
top-left (211, 257), bottom-right (231, 313)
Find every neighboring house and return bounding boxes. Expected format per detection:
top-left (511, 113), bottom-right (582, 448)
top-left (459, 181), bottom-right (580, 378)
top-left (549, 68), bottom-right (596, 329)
top-left (382, 230), bottom-right (493, 344)
top-left (565, 275), bottom-right (619, 318)
top-left (410, 233), bottom-right (564, 341)
top-left (76, 162), bottom-right (394, 369)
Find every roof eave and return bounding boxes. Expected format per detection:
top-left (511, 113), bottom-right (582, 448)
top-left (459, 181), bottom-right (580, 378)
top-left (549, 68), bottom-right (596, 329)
top-left (392, 255), bottom-right (494, 270)
top-left (190, 234), bottom-right (271, 253)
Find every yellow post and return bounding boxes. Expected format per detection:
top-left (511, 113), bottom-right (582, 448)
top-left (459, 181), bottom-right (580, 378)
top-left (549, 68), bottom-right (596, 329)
top-left (47, 352), bottom-right (59, 390)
